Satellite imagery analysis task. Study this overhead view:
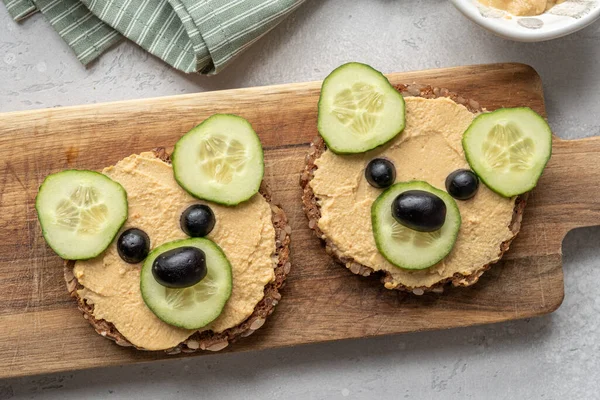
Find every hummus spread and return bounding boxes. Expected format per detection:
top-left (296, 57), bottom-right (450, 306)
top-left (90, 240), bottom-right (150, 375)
top-left (310, 97), bottom-right (517, 289)
top-left (480, 0), bottom-right (565, 16)
top-left (74, 153), bottom-right (276, 350)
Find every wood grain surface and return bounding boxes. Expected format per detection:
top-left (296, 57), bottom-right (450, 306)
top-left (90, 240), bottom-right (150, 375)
top-left (0, 63), bottom-right (592, 379)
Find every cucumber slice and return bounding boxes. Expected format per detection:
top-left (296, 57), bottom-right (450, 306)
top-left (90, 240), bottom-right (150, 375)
top-left (318, 62), bottom-right (406, 154)
top-left (172, 114), bottom-right (264, 206)
top-left (462, 107), bottom-right (552, 197)
top-left (371, 181), bottom-right (461, 270)
top-left (35, 170), bottom-right (128, 260)
top-left (140, 238), bottom-right (232, 330)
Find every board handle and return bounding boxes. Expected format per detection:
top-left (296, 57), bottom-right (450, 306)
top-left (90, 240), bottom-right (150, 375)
top-left (535, 136), bottom-right (600, 233)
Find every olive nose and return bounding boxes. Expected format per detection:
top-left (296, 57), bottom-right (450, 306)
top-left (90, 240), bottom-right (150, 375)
top-left (391, 190), bottom-right (447, 232)
top-left (152, 245), bottom-right (207, 288)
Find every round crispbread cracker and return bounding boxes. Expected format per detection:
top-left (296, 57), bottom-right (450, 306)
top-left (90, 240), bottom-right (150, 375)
top-left (65, 148), bottom-right (291, 353)
top-left (300, 85), bottom-right (527, 293)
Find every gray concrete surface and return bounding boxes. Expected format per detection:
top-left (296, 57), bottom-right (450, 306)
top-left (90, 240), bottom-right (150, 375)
top-left (1, 1), bottom-right (600, 399)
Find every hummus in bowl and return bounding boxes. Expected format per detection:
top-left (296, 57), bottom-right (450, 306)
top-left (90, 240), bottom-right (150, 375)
top-left (480, 0), bottom-right (566, 16)
top-left (450, 0), bottom-right (600, 41)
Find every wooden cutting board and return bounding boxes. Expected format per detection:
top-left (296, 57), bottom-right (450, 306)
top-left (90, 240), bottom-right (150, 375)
top-left (0, 63), bottom-right (596, 379)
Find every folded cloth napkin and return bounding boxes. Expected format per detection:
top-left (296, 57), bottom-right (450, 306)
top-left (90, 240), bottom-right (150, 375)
top-left (2, 0), bottom-right (304, 73)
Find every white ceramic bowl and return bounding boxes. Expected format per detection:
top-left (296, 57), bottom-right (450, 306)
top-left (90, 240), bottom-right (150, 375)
top-left (450, 0), bottom-right (600, 41)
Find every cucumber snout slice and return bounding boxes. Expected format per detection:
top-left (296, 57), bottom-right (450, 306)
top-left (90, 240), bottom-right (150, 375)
top-left (318, 62), bottom-right (406, 154)
top-left (172, 114), bottom-right (264, 206)
top-left (372, 181), bottom-right (461, 270)
top-left (462, 107), bottom-right (552, 197)
top-left (141, 238), bottom-right (232, 330)
top-left (35, 170), bottom-right (128, 260)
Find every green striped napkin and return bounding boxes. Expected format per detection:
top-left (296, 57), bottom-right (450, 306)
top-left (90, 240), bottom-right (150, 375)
top-left (3, 0), bottom-right (304, 74)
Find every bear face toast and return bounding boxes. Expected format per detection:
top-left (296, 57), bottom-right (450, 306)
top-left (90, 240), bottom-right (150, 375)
top-left (37, 115), bottom-right (290, 352)
top-left (302, 63), bottom-right (551, 293)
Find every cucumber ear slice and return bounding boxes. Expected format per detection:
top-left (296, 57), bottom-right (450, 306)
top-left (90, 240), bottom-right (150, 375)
top-left (318, 62), bottom-right (406, 154)
top-left (172, 114), bottom-right (264, 206)
top-left (371, 181), bottom-right (461, 270)
top-left (462, 107), bottom-right (552, 197)
top-left (35, 170), bottom-right (128, 260)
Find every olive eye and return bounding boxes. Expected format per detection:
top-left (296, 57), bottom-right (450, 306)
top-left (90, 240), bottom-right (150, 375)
top-left (365, 158), bottom-right (396, 189)
top-left (445, 169), bottom-right (479, 200)
top-left (117, 228), bottom-right (150, 264)
top-left (180, 204), bottom-right (216, 237)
